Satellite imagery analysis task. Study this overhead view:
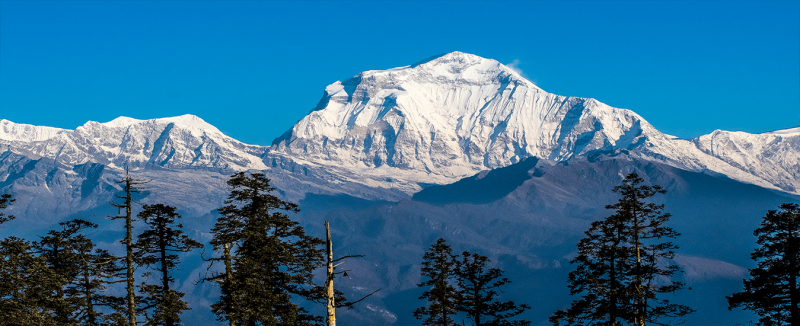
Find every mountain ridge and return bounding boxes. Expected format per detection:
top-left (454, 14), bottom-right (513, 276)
top-left (0, 52), bottom-right (798, 197)
top-left (0, 51), bottom-right (798, 325)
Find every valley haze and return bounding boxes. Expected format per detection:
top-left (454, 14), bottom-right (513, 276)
top-left (0, 52), bottom-right (797, 325)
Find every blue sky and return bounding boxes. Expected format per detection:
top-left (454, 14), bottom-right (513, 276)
top-left (0, 0), bottom-right (797, 145)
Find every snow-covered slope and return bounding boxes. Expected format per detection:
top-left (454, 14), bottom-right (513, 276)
top-left (273, 52), bottom-right (654, 175)
top-left (0, 52), bottom-right (797, 197)
top-left (691, 128), bottom-right (800, 192)
top-left (270, 51), bottom-right (796, 194)
top-left (0, 119), bottom-right (65, 142)
top-left (0, 114), bottom-right (268, 171)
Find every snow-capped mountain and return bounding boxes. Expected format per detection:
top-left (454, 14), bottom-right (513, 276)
top-left (0, 114), bottom-right (267, 172)
top-left (0, 51), bottom-right (798, 325)
top-left (0, 51), bottom-right (797, 199)
top-left (270, 51), bottom-right (798, 195)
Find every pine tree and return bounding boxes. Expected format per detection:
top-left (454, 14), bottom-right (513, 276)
top-left (208, 172), bottom-right (325, 325)
top-left (0, 194), bottom-right (64, 324)
top-left (728, 203), bottom-right (800, 325)
top-left (0, 193), bottom-right (14, 225)
top-left (550, 211), bottom-right (635, 326)
top-left (414, 238), bottom-right (459, 326)
top-left (34, 219), bottom-right (98, 324)
top-left (75, 248), bottom-right (126, 326)
top-left (109, 168), bottom-right (150, 326)
top-left (37, 219), bottom-right (125, 326)
top-left (454, 251), bottom-right (530, 326)
top-left (551, 173), bottom-right (693, 326)
top-left (0, 236), bottom-right (63, 325)
top-left (134, 204), bottom-right (201, 326)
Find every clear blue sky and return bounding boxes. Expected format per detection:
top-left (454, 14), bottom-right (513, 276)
top-left (1, 0), bottom-right (797, 145)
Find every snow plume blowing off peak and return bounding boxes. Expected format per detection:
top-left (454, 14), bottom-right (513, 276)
top-left (270, 51), bottom-right (659, 179)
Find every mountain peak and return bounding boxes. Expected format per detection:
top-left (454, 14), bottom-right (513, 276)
top-left (409, 51), bottom-right (484, 66)
top-left (349, 51), bottom-right (534, 89)
top-left (100, 114), bottom-right (221, 136)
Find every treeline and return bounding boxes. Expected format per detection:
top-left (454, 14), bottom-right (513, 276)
top-left (0, 172), bottom-right (374, 326)
top-left (0, 171), bottom-right (798, 325)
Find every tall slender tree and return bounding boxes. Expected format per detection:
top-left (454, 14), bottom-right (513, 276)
top-left (728, 203), bottom-right (800, 325)
top-left (550, 210), bottom-right (635, 326)
top-left (454, 251), bottom-right (530, 326)
top-left (75, 248), bottom-right (126, 326)
top-left (135, 204), bottom-right (202, 326)
top-left (551, 173), bottom-right (693, 326)
top-left (208, 172), bottom-right (324, 325)
top-left (414, 238), bottom-right (459, 326)
top-left (0, 193), bottom-right (14, 226)
top-left (319, 220), bottom-right (380, 326)
top-left (109, 168), bottom-right (151, 326)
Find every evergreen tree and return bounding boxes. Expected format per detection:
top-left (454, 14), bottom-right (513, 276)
top-left (134, 204), bottom-right (201, 326)
top-left (0, 236), bottom-right (63, 325)
top-left (208, 172), bottom-right (325, 325)
top-left (34, 219), bottom-right (98, 325)
top-left (551, 173), bottom-right (693, 326)
top-left (109, 168), bottom-right (150, 326)
top-left (76, 248), bottom-right (126, 326)
top-left (37, 219), bottom-right (125, 326)
top-left (454, 251), bottom-right (530, 326)
top-left (0, 193), bottom-right (14, 225)
top-left (728, 203), bottom-right (800, 325)
top-left (550, 210), bottom-right (635, 326)
top-left (414, 238), bottom-right (459, 326)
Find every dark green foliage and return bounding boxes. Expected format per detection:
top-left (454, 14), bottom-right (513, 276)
top-left (0, 195), bottom-right (64, 324)
top-left (550, 209), bottom-right (635, 326)
top-left (728, 203), bottom-right (800, 325)
top-left (0, 194), bottom-right (14, 225)
top-left (0, 236), bottom-right (63, 325)
top-left (135, 204), bottom-right (202, 326)
top-left (209, 172), bottom-right (325, 325)
top-left (34, 220), bottom-right (125, 326)
top-left (34, 219), bottom-right (98, 325)
top-left (551, 173), bottom-right (693, 326)
top-left (78, 248), bottom-right (127, 326)
top-left (53, 220), bottom-right (125, 326)
top-left (454, 251), bottom-right (530, 326)
top-left (414, 238), bottom-right (459, 326)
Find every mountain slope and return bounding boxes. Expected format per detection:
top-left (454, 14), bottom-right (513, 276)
top-left (0, 52), bottom-right (796, 197)
top-left (269, 51), bottom-right (796, 195)
top-left (0, 52), bottom-right (798, 325)
top-left (0, 114), bottom-right (267, 172)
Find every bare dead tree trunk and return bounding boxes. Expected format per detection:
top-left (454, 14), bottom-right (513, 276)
top-left (326, 221), bottom-right (336, 326)
top-left (110, 168), bottom-right (150, 326)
